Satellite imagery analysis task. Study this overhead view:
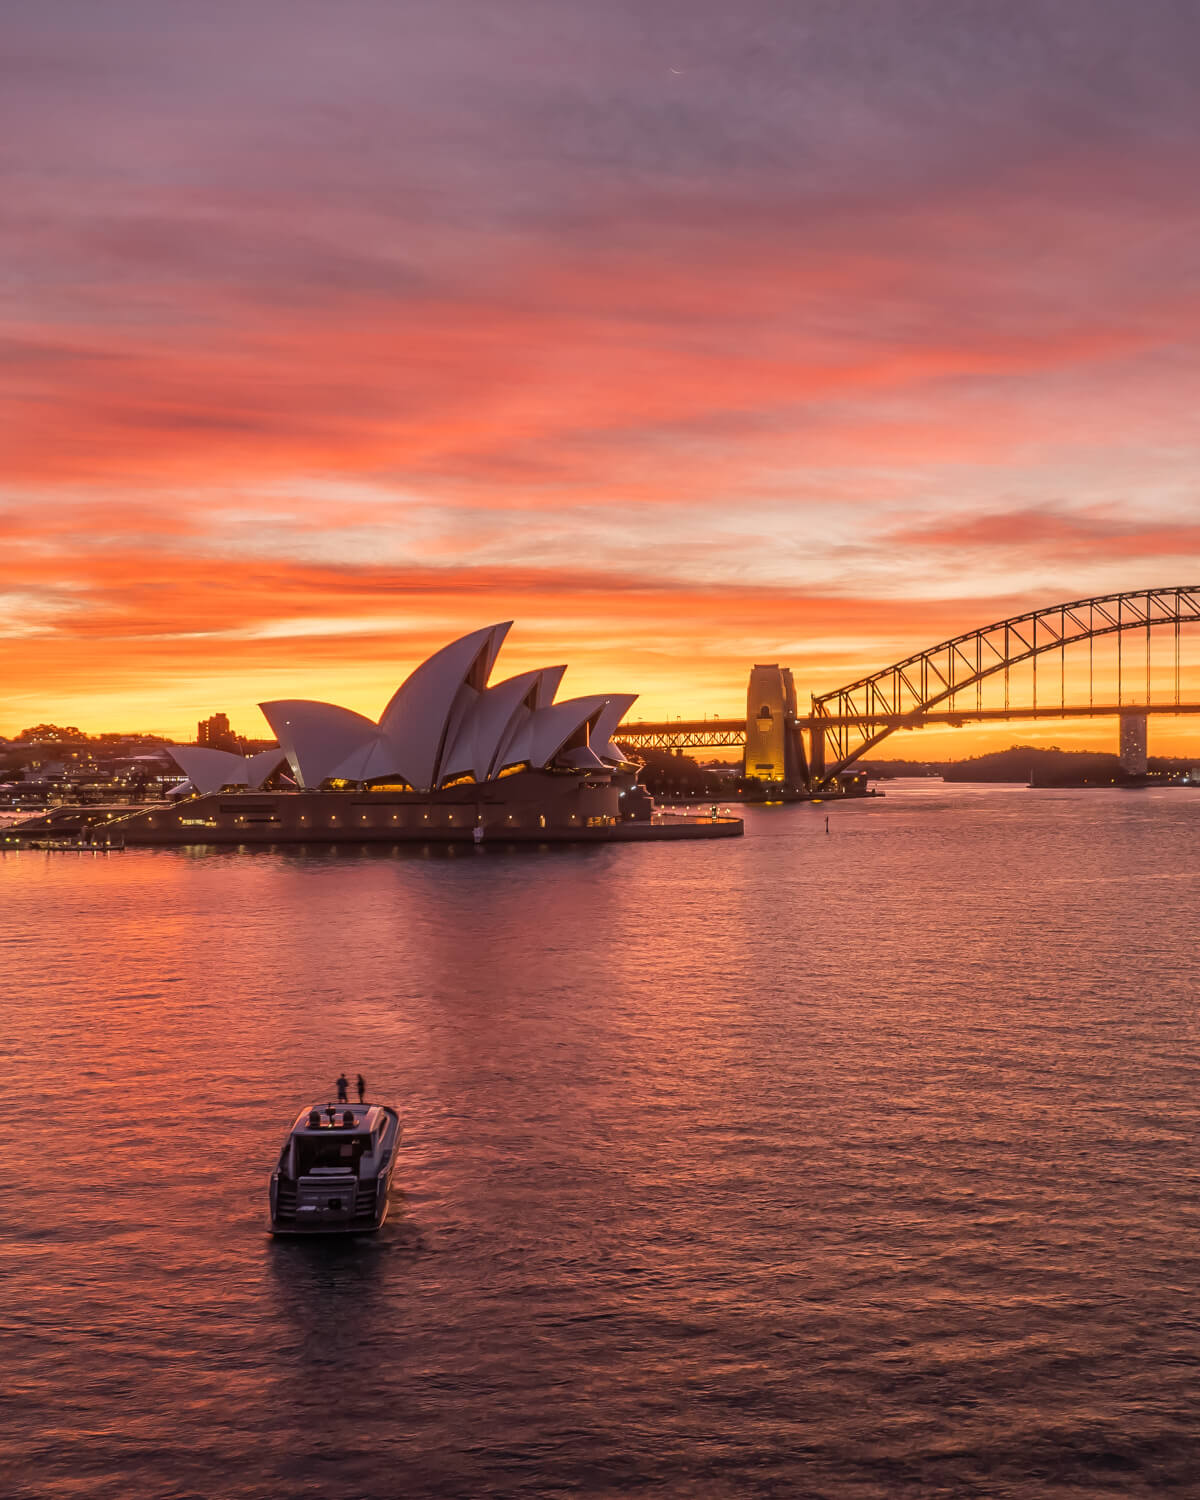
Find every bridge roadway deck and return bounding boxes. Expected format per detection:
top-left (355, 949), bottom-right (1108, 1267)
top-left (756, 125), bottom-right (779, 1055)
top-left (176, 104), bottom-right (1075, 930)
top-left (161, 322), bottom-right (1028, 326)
top-left (619, 702), bottom-right (1200, 749)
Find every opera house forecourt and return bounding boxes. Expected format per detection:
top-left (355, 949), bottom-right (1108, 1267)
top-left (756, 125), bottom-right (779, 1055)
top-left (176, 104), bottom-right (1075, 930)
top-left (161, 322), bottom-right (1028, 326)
top-left (9, 625), bottom-right (741, 846)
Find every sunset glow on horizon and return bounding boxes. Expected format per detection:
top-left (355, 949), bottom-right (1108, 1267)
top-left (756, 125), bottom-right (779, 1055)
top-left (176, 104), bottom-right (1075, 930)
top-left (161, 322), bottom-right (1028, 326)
top-left (6, 1), bottom-right (1200, 755)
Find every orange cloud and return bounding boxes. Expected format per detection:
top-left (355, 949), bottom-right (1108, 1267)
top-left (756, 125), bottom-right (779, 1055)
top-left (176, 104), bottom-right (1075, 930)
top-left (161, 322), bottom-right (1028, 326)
top-left (7, 9), bottom-right (1200, 751)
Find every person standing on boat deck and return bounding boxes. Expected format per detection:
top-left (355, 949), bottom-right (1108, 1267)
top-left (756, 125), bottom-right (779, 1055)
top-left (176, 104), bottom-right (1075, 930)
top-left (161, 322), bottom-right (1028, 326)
top-left (356, 1074), bottom-right (366, 1104)
top-left (336, 1073), bottom-right (349, 1104)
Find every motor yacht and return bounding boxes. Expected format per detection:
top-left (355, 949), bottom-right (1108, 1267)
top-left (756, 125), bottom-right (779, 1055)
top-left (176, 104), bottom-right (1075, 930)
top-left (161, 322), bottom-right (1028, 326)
top-left (269, 1101), bottom-right (401, 1234)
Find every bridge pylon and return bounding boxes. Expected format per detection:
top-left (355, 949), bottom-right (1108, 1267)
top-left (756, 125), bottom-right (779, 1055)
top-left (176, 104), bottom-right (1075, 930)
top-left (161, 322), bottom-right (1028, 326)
top-left (744, 664), bottom-right (800, 786)
top-left (805, 717), bottom-right (826, 791)
top-left (1119, 710), bottom-right (1148, 775)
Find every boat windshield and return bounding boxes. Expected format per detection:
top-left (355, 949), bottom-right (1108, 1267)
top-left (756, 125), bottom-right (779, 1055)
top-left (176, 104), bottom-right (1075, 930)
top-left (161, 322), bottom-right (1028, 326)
top-left (296, 1133), bottom-right (371, 1174)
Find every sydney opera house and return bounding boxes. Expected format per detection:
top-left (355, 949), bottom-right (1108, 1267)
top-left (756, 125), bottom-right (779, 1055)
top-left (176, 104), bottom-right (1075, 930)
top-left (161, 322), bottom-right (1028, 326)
top-left (44, 624), bottom-right (739, 846)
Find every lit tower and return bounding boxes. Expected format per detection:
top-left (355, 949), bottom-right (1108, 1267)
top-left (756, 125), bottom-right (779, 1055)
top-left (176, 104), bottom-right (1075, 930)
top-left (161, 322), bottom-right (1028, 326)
top-left (743, 665), bottom-right (804, 786)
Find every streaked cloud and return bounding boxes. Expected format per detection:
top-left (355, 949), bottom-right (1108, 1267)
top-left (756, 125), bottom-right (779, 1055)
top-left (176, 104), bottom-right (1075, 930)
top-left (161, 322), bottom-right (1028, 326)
top-left (4, 1), bottom-right (1200, 741)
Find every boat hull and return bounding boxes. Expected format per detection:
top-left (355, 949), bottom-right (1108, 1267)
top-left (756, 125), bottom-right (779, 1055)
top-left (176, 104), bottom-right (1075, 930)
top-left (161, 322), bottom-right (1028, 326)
top-left (269, 1204), bottom-right (390, 1236)
top-left (269, 1105), bottom-right (400, 1236)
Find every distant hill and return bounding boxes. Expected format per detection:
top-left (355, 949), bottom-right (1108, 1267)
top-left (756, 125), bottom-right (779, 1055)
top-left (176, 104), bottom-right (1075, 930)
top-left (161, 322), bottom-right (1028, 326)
top-left (941, 746), bottom-right (1119, 783)
top-left (860, 746), bottom-right (1198, 784)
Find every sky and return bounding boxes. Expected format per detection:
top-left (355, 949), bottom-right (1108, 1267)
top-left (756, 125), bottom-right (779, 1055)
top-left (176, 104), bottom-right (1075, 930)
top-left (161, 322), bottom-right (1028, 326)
top-left (4, 0), bottom-right (1200, 755)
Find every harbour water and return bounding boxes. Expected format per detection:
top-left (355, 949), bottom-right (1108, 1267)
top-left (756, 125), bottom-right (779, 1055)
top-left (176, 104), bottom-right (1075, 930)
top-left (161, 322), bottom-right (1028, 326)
top-left (3, 781), bottom-right (1199, 1498)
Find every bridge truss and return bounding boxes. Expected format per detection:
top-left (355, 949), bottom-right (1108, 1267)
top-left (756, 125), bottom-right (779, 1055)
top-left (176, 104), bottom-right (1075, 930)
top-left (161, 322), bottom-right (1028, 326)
top-left (617, 720), bottom-right (746, 753)
top-left (810, 586), bottom-right (1200, 781)
top-left (618, 588), bottom-right (1200, 788)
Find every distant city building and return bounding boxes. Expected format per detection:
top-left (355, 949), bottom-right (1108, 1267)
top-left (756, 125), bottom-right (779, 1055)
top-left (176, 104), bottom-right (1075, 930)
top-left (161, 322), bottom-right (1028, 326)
top-left (197, 712), bottom-right (240, 753)
top-left (743, 664), bottom-right (800, 783)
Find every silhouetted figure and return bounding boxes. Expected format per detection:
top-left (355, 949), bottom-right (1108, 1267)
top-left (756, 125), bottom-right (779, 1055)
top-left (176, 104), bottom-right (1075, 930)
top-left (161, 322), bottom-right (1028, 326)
top-left (336, 1073), bottom-right (349, 1103)
top-left (356, 1074), bottom-right (366, 1104)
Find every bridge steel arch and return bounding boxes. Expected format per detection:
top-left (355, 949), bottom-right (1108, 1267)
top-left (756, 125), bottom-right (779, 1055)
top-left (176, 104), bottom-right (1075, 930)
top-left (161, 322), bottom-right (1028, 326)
top-left (809, 586), bottom-right (1200, 784)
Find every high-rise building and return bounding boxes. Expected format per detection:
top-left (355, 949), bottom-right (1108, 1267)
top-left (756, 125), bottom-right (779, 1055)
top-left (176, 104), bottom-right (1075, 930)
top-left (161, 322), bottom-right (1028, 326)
top-left (197, 712), bottom-right (239, 753)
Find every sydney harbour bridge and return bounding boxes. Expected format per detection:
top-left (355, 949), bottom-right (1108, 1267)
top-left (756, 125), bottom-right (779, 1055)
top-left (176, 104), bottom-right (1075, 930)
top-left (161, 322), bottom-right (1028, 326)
top-left (616, 588), bottom-right (1200, 792)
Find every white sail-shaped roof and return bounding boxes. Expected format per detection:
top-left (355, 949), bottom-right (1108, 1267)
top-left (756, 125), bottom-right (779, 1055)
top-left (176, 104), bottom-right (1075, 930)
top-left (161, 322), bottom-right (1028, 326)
top-left (322, 733), bottom-right (402, 785)
top-left (438, 669), bottom-right (546, 785)
top-left (166, 746), bottom-right (288, 794)
top-left (377, 623), bottom-right (511, 791)
top-left (252, 627), bottom-right (637, 790)
top-left (448, 666), bottom-right (569, 781)
top-left (259, 700), bottom-right (381, 789)
top-left (531, 665), bottom-right (567, 709)
top-left (247, 747), bottom-right (290, 786)
top-left (556, 743), bottom-right (610, 771)
top-left (166, 746), bottom-right (249, 794)
top-left (588, 694), bottom-right (639, 765)
top-left (516, 694), bottom-right (610, 770)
